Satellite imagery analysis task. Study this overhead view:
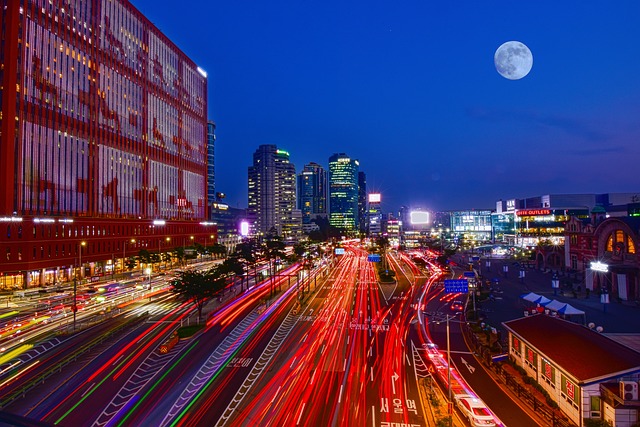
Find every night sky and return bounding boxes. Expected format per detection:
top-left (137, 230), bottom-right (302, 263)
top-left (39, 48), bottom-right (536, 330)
top-left (132, 0), bottom-right (640, 213)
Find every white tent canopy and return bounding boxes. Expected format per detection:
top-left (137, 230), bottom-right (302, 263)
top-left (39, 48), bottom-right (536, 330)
top-left (557, 303), bottom-right (585, 316)
top-left (544, 300), bottom-right (568, 312)
top-left (520, 292), bottom-right (552, 305)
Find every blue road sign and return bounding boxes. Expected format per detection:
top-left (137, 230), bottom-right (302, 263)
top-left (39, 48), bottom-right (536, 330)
top-left (463, 271), bottom-right (475, 278)
top-left (444, 279), bottom-right (469, 293)
top-left (472, 256), bottom-right (480, 262)
top-left (367, 254), bottom-right (381, 262)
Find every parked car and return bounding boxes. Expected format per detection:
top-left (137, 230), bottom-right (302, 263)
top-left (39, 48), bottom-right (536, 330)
top-left (454, 394), bottom-right (495, 427)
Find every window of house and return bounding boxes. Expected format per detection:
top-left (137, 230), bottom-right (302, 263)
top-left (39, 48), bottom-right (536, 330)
top-left (590, 396), bottom-right (601, 418)
top-left (627, 237), bottom-right (636, 254)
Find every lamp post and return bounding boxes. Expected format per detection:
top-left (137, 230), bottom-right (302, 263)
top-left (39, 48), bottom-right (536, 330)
top-left (123, 239), bottom-right (135, 275)
top-left (446, 313), bottom-right (452, 415)
top-left (552, 273), bottom-right (559, 296)
top-left (166, 237), bottom-right (171, 268)
top-left (73, 241), bottom-right (86, 332)
top-left (431, 310), bottom-right (458, 422)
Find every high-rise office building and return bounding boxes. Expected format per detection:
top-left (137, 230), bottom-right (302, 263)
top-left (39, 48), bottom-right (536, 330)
top-left (368, 193), bottom-right (382, 236)
top-left (0, 0), bottom-right (213, 289)
top-left (248, 145), bottom-right (300, 240)
top-left (297, 163), bottom-right (327, 224)
top-left (328, 153), bottom-right (359, 233)
top-left (358, 171), bottom-right (368, 235)
top-left (207, 121), bottom-right (217, 207)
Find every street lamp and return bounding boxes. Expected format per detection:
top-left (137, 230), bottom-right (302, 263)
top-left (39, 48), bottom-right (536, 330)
top-left (551, 273), bottom-right (560, 296)
top-left (73, 241), bottom-right (86, 332)
top-left (166, 237), bottom-right (171, 267)
top-left (430, 311), bottom-right (460, 421)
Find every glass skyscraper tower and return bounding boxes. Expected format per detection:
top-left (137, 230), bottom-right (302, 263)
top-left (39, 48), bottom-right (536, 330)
top-left (328, 153), bottom-right (359, 233)
top-left (297, 163), bottom-right (327, 224)
top-left (248, 145), bottom-right (299, 239)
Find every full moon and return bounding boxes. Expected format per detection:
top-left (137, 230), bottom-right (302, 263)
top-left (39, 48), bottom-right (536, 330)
top-left (494, 41), bottom-right (533, 80)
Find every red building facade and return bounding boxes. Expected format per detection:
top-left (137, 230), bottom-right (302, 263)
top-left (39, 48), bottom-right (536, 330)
top-left (565, 212), bottom-right (640, 302)
top-left (0, 0), bottom-right (214, 289)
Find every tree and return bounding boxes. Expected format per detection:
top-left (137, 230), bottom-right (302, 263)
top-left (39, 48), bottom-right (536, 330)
top-left (138, 249), bottom-right (152, 267)
top-left (376, 236), bottom-right (390, 271)
top-left (175, 247), bottom-right (187, 266)
top-left (151, 253), bottom-right (161, 270)
top-left (170, 267), bottom-right (227, 323)
top-left (234, 239), bottom-right (260, 288)
top-left (222, 256), bottom-right (246, 291)
top-left (211, 243), bottom-right (228, 259)
top-left (125, 256), bottom-right (137, 272)
top-left (264, 228), bottom-right (286, 298)
top-left (162, 252), bottom-right (172, 268)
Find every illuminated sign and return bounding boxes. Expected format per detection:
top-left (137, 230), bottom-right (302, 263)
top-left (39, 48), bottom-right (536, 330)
top-left (516, 209), bottom-right (551, 216)
top-left (199, 222), bottom-right (216, 226)
top-left (368, 193), bottom-right (381, 203)
top-left (335, 248), bottom-right (345, 255)
top-left (410, 211), bottom-right (430, 225)
top-left (590, 261), bottom-right (609, 273)
top-left (240, 221), bottom-right (249, 236)
top-left (153, 219), bottom-right (166, 226)
top-left (276, 149), bottom-right (290, 157)
top-left (0, 217), bottom-right (23, 222)
top-left (197, 66), bottom-right (208, 78)
top-left (33, 218), bottom-right (55, 223)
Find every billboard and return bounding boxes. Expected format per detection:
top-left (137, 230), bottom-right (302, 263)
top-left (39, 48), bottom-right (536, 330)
top-left (240, 221), bottom-right (249, 236)
top-left (410, 211), bottom-right (430, 225)
top-left (368, 193), bottom-right (381, 203)
top-left (335, 248), bottom-right (345, 255)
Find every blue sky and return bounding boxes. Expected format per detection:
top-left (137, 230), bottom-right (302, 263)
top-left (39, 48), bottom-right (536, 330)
top-left (133, 0), bottom-right (640, 212)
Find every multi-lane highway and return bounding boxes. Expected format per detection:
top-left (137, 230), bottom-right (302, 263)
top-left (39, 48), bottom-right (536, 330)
top-left (0, 247), bottom-right (550, 426)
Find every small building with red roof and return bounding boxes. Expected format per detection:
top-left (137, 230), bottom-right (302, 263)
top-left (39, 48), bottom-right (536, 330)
top-left (503, 314), bottom-right (640, 426)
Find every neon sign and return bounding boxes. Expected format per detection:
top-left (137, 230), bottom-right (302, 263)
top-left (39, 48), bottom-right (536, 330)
top-left (516, 209), bottom-right (551, 216)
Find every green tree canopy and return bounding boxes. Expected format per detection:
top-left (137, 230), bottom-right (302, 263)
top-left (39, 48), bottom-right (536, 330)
top-left (170, 267), bottom-right (227, 323)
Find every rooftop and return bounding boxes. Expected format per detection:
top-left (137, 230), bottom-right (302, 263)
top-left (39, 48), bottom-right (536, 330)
top-left (503, 314), bottom-right (640, 383)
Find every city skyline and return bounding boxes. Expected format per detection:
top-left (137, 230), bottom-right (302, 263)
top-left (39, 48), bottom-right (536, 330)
top-left (132, 0), bottom-right (640, 212)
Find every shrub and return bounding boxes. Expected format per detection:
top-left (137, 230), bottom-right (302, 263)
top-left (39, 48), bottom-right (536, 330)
top-left (177, 324), bottom-right (204, 338)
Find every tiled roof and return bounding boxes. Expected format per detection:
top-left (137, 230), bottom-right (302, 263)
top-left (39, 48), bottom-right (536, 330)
top-left (503, 314), bottom-right (640, 383)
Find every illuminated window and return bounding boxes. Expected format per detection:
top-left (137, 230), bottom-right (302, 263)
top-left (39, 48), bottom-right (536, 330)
top-left (607, 236), bottom-right (613, 252)
top-left (628, 237), bottom-right (636, 254)
top-left (616, 230), bottom-right (624, 242)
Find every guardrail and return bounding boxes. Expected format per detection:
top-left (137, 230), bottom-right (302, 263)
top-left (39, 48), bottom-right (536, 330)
top-left (0, 312), bottom-right (148, 409)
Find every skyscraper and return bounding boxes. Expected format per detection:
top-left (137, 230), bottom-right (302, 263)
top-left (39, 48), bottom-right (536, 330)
top-left (0, 0), bottom-right (212, 289)
top-left (329, 153), bottom-right (359, 233)
top-left (368, 193), bottom-right (382, 236)
top-left (248, 145), bottom-right (300, 240)
top-left (358, 171), bottom-right (368, 235)
top-left (297, 163), bottom-right (327, 224)
top-left (207, 121), bottom-right (217, 206)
